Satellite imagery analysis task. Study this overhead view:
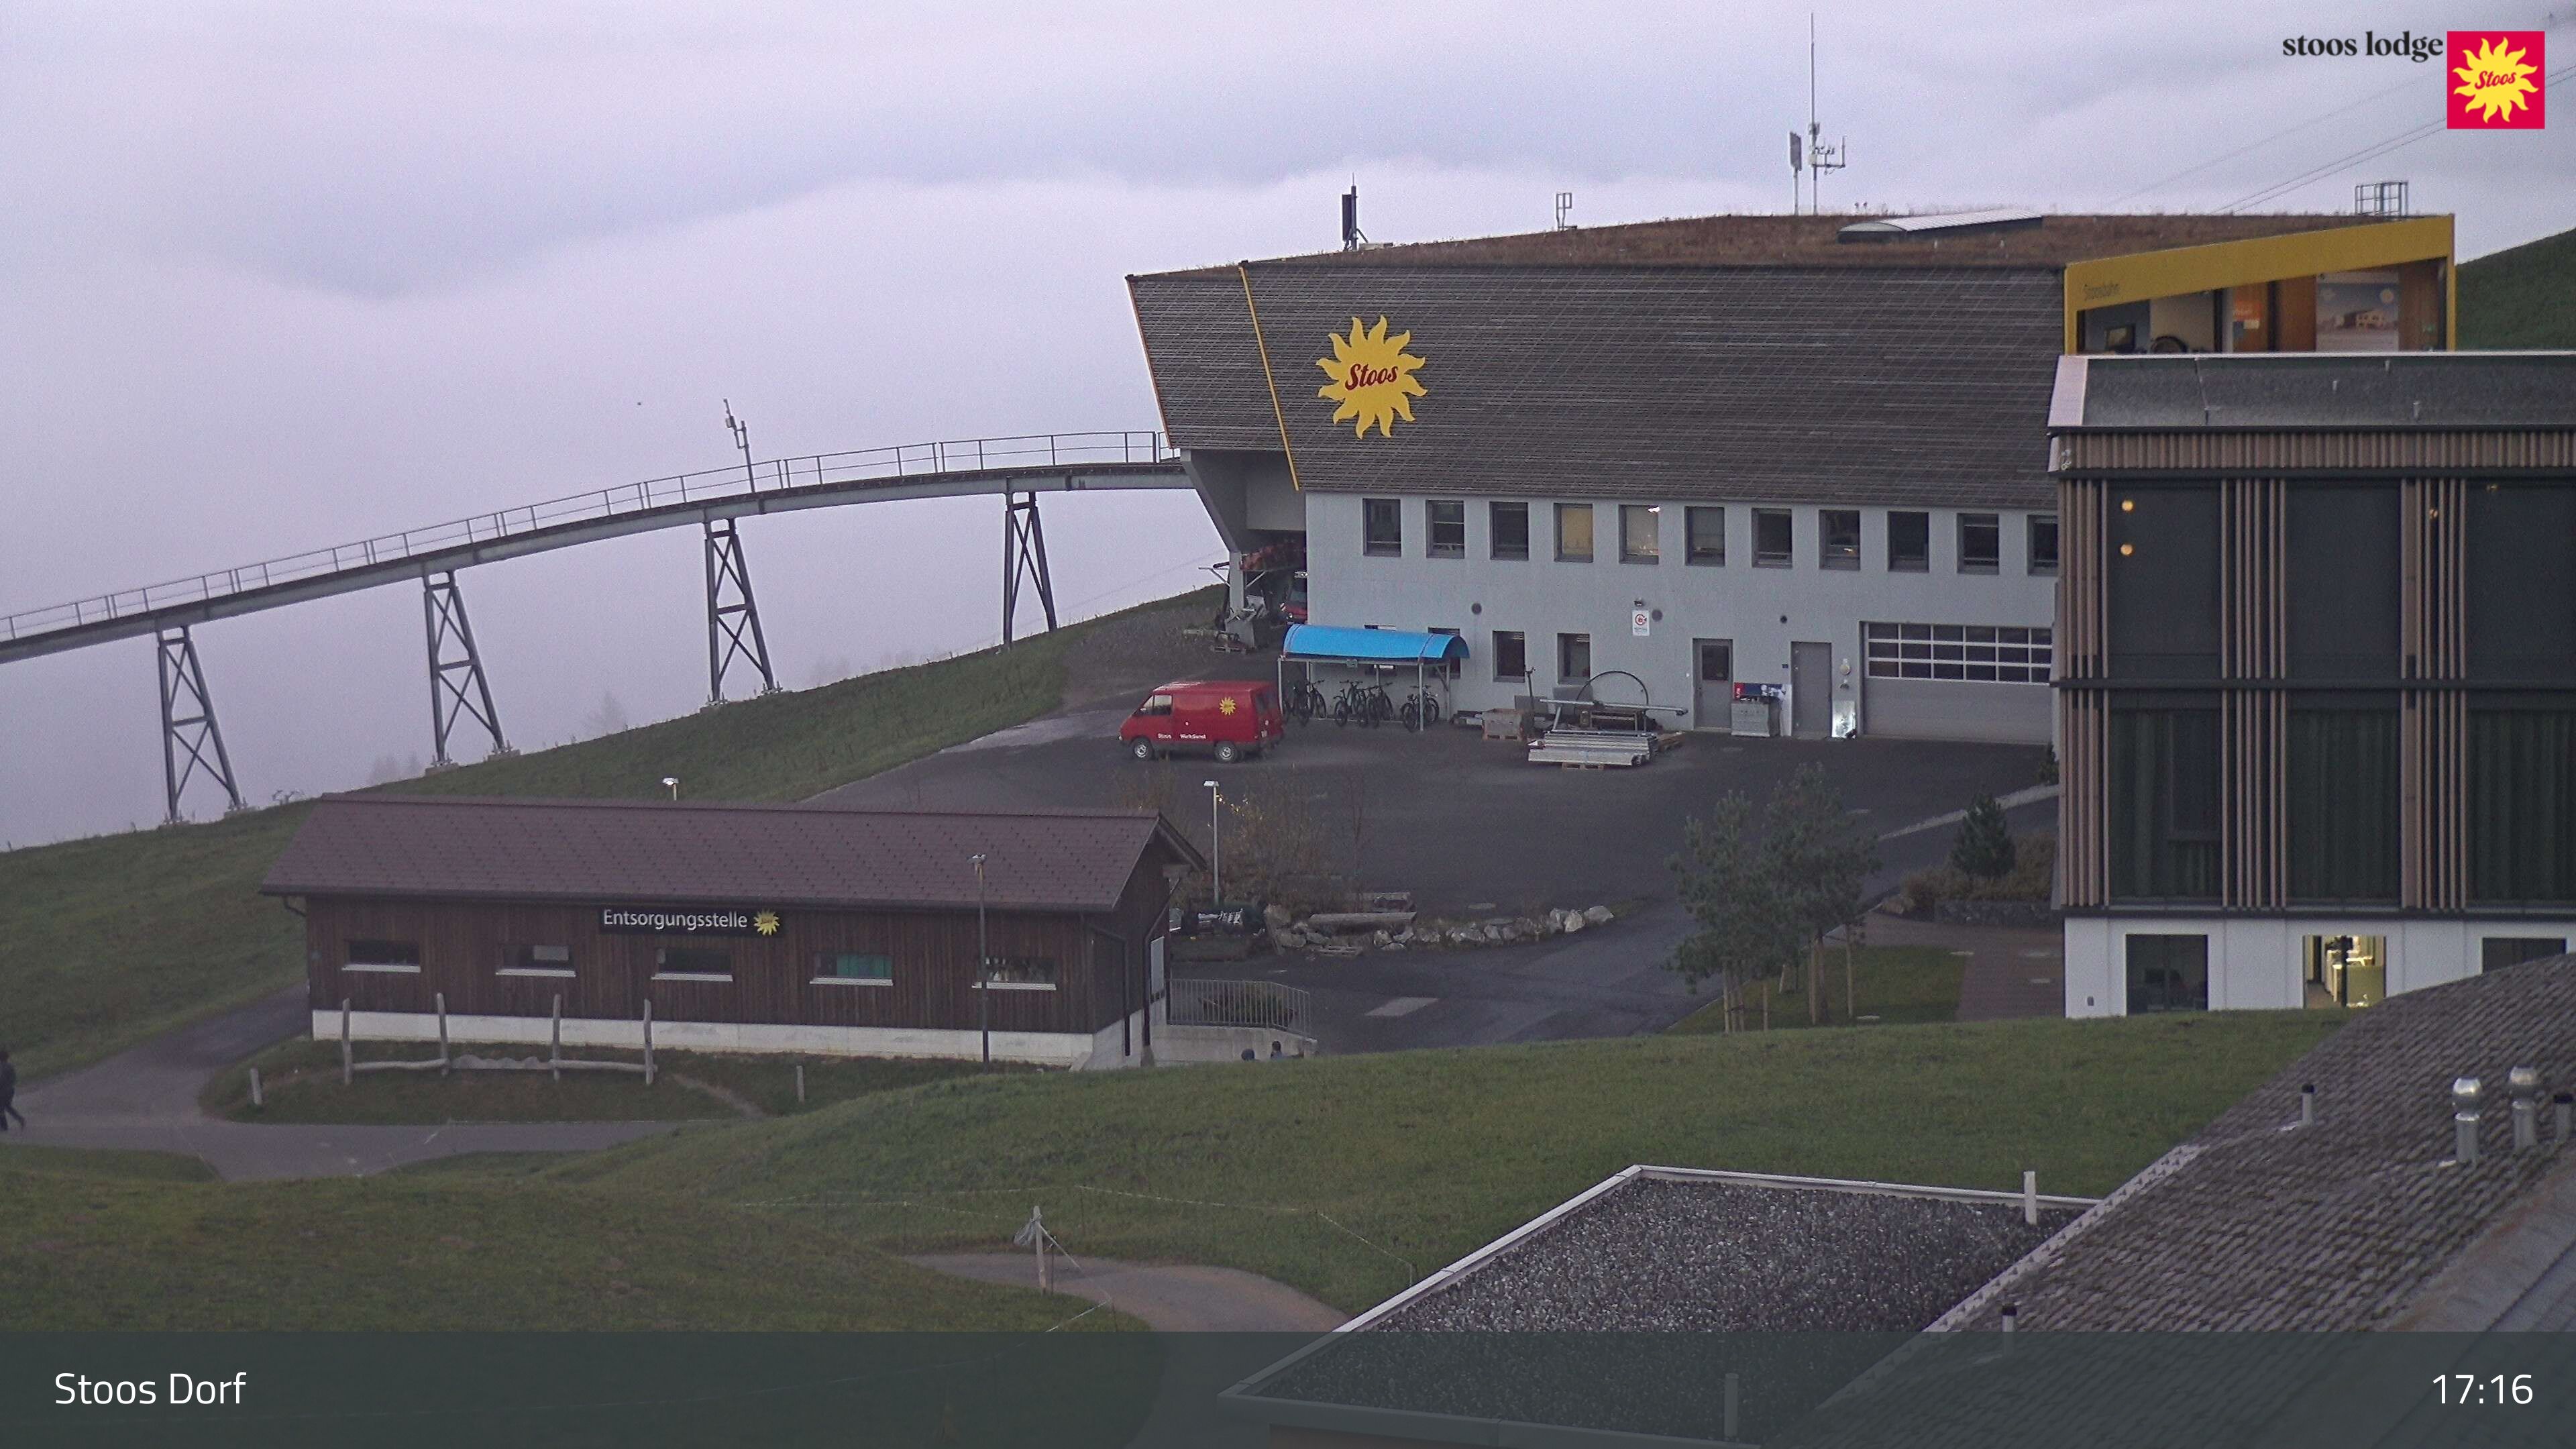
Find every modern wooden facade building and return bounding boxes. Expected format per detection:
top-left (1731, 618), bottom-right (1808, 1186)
top-left (260, 796), bottom-right (1200, 1067)
top-left (2051, 352), bottom-right (2576, 1016)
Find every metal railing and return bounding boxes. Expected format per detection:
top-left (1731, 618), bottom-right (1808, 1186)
top-left (1166, 977), bottom-right (1313, 1032)
top-left (2, 430), bottom-right (1173, 645)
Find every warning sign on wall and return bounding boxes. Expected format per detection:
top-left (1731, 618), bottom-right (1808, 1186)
top-left (1632, 609), bottom-right (1652, 637)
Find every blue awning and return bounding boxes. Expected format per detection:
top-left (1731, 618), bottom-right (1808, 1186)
top-left (1282, 624), bottom-right (1468, 663)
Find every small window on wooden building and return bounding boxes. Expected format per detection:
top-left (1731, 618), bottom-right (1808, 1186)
top-left (345, 940), bottom-right (421, 973)
top-left (979, 956), bottom-right (1060, 989)
top-left (500, 943), bottom-right (575, 977)
top-left (816, 951), bottom-right (894, 985)
top-left (654, 947), bottom-right (733, 981)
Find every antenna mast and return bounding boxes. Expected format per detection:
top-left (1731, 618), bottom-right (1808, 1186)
top-left (1802, 14), bottom-right (1846, 215)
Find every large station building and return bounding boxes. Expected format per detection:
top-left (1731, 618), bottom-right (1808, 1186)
top-left (1129, 210), bottom-right (2455, 743)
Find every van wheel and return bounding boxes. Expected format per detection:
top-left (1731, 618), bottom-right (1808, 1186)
top-left (1130, 739), bottom-right (1156, 761)
top-left (1214, 741), bottom-right (1241, 764)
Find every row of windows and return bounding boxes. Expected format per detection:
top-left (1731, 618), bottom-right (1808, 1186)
top-left (339, 941), bottom-right (1057, 988)
top-left (1862, 623), bottom-right (2054, 684)
top-left (1362, 499), bottom-right (2058, 575)
top-left (2124, 932), bottom-right (2570, 1015)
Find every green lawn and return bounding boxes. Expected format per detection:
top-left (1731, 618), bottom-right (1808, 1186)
top-left (1668, 945), bottom-right (1967, 1033)
top-left (0, 588), bottom-right (1214, 1084)
top-left (557, 1010), bottom-right (2345, 1313)
top-left (2461, 224), bottom-right (2576, 350)
top-left (201, 1038), bottom-right (1022, 1124)
top-left (0, 1155), bottom-right (1125, 1332)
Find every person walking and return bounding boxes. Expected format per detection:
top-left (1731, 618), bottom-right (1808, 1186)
top-left (0, 1046), bottom-right (23, 1131)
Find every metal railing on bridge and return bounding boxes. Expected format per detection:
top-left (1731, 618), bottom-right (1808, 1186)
top-left (0, 430), bottom-right (1173, 647)
top-left (1165, 978), bottom-right (1313, 1034)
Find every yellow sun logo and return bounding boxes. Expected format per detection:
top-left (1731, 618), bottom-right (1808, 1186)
top-left (753, 910), bottom-right (780, 936)
top-left (2452, 36), bottom-right (2540, 125)
top-left (1218, 696), bottom-right (1238, 716)
top-left (1316, 316), bottom-right (1427, 438)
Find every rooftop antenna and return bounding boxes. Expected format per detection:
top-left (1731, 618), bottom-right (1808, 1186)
top-left (1554, 191), bottom-right (1575, 229)
top-left (1802, 13), bottom-right (1846, 215)
top-left (1340, 183), bottom-right (1365, 250)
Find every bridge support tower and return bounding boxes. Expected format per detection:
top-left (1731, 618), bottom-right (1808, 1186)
top-left (1002, 490), bottom-right (1058, 645)
top-left (704, 517), bottom-right (780, 704)
top-left (423, 570), bottom-right (511, 769)
top-left (156, 625), bottom-right (245, 824)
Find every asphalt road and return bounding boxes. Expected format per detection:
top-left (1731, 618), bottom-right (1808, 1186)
top-left (817, 706), bottom-right (2056, 1053)
top-left (2, 985), bottom-right (677, 1181)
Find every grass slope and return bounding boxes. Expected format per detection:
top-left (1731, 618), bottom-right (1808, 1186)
top-left (560, 1010), bottom-right (2344, 1313)
top-left (0, 588), bottom-right (1214, 1083)
top-left (0, 1157), bottom-right (1118, 1330)
top-left (1667, 945), bottom-right (1968, 1032)
top-left (2460, 225), bottom-right (2576, 350)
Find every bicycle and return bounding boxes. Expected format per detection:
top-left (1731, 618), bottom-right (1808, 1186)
top-left (1288, 680), bottom-right (1327, 724)
top-left (1399, 688), bottom-right (1444, 733)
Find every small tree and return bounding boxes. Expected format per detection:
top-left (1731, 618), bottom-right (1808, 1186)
top-left (1764, 764), bottom-right (1880, 1024)
top-left (1668, 793), bottom-right (1805, 1030)
top-left (1951, 794), bottom-right (2018, 879)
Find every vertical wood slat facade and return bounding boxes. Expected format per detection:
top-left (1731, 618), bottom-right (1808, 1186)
top-left (2400, 477), bottom-right (2469, 912)
top-left (2056, 476), bottom-right (2108, 908)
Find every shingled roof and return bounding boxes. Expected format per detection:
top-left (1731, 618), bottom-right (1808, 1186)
top-left (1939, 955), bottom-right (2576, 1333)
top-left (260, 795), bottom-right (1200, 914)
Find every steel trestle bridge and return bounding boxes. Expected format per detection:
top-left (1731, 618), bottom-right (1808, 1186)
top-left (3, 431), bottom-right (1188, 822)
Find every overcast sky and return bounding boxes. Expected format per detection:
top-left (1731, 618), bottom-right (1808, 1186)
top-left (2, 1), bottom-right (2569, 847)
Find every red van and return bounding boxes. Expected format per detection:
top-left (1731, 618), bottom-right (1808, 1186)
top-left (1120, 680), bottom-right (1285, 763)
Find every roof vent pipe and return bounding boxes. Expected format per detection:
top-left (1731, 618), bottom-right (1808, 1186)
top-left (2000, 1303), bottom-right (2017, 1335)
top-left (2454, 1075), bottom-right (2483, 1165)
top-left (2300, 1083), bottom-right (2316, 1127)
top-left (2021, 1169), bottom-right (2038, 1226)
top-left (2556, 1091), bottom-right (2572, 1143)
top-left (2510, 1067), bottom-right (2543, 1151)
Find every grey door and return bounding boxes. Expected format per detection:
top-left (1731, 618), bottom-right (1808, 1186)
top-left (1693, 639), bottom-right (1733, 731)
top-left (1790, 641), bottom-right (1832, 738)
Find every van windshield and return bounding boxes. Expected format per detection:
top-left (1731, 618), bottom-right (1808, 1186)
top-left (1136, 695), bottom-right (1173, 716)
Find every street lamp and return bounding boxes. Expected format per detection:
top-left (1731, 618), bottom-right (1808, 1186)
top-left (971, 852), bottom-right (991, 1069)
top-left (1203, 780), bottom-right (1222, 908)
top-left (661, 776), bottom-right (680, 801)
top-left (723, 399), bottom-right (756, 494)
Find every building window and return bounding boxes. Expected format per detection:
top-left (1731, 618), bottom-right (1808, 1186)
top-left (2304, 934), bottom-right (2387, 1009)
top-left (1888, 511), bottom-right (1930, 572)
top-left (2484, 937), bottom-right (2569, 972)
top-left (1619, 504), bottom-right (1661, 564)
top-left (978, 956), bottom-right (1059, 989)
top-left (1554, 503), bottom-right (1594, 562)
top-left (1490, 502), bottom-right (1529, 561)
top-left (1493, 630), bottom-right (1527, 681)
top-left (499, 943), bottom-right (574, 978)
top-left (2108, 708), bottom-right (2222, 902)
top-left (2286, 707), bottom-right (2400, 904)
top-left (815, 951), bottom-right (893, 985)
top-left (2028, 513), bottom-right (2060, 576)
top-left (345, 939), bottom-right (421, 974)
top-left (1863, 623), bottom-right (2052, 683)
top-left (1426, 500), bottom-right (1466, 559)
top-left (1820, 509), bottom-right (1861, 570)
top-left (2127, 934), bottom-right (2210, 1014)
top-left (2469, 708), bottom-right (2576, 905)
top-left (1958, 513), bottom-right (2001, 574)
top-left (1752, 508), bottom-right (1792, 567)
top-left (1362, 498), bottom-right (1402, 557)
top-left (1685, 506), bottom-right (1725, 566)
top-left (1558, 633), bottom-right (1591, 683)
top-left (653, 947), bottom-right (733, 981)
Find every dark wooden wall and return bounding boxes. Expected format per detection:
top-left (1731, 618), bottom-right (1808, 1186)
top-left (300, 845), bottom-right (1183, 1041)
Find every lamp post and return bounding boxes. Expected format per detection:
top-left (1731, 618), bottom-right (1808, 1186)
top-left (1203, 779), bottom-right (1222, 908)
top-left (724, 399), bottom-right (756, 494)
top-left (661, 776), bottom-right (680, 801)
top-left (971, 852), bottom-right (990, 1069)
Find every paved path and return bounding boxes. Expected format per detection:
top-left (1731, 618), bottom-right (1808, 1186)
top-left (904, 1252), bottom-right (1344, 1332)
top-left (1864, 913), bottom-right (2065, 1021)
top-left (2, 985), bottom-right (676, 1181)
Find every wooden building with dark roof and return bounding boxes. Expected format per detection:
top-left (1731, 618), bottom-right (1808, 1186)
top-left (260, 795), bottom-right (1201, 1067)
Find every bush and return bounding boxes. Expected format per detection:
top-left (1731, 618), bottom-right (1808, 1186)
top-left (1902, 833), bottom-right (2055, 914)
top-left (1950, 794), bottom-right (2017, 879)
